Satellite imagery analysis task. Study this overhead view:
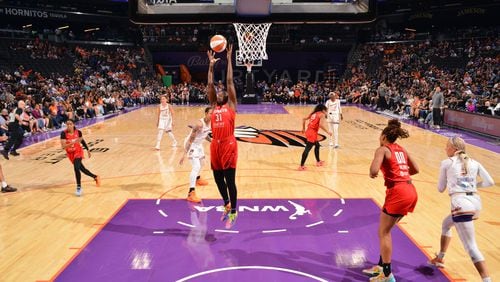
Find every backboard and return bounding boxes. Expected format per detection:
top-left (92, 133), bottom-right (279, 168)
top-left (129, 0), bottom-right (374, 24)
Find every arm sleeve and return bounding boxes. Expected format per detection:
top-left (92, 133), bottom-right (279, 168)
top-left (78, 130), bottom-right (89, 150)
top-left (437, 159), bottom-right (449, 193)
top-left (477, 162), bottom-right (495, 188)
top-left (60, 131), bottom-right (66, 139)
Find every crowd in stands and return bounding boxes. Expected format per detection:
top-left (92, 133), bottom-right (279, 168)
top-left (1, 26), bottom-right (499, 145)
top-left (339, 35), bottom-right (500, 123)
top-left (0, 37), bottom-right (218, 141)
top-left (0, 40), bottom-right (158, 138)
top-left (10, 37), bottom-right (70, 60)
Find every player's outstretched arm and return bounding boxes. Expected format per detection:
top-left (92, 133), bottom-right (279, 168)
top-left (207, 50), bottom-right (219, 106)
top-left (179, 121), bottom-right (201, 165)
top-left (225, 44), bottom-right (237, 110)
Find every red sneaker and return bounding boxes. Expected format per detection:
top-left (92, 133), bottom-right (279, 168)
top-left (196, 178), bottom-right (208, 186)
top-left (187, 191), bottom-right (202, 203)
top-left (94, 175), bottom-right (101, 187)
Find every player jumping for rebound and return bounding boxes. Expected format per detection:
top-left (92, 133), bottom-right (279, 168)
top-left (206, 44), bottom-right (239, 229)
top-left (179, 107), bottom-right (213, 203)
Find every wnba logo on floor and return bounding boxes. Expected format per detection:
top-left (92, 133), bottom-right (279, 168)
top-left (233, 126), bottom-right (326, 147)
top-left (193, 200), bottom-right (311, 220)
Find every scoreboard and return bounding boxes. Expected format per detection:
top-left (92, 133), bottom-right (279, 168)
top-left (130, 0), bottom-right (373, 24)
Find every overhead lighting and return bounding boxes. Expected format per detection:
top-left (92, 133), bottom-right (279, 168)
top-left (84, 28), bottom-right (100, 32)
top-left (58, 25), bottom-right (69, 30)
top-left (22, 24), bottom-right (32, 28)
top-left (405, 28), bottom-right (416, 32)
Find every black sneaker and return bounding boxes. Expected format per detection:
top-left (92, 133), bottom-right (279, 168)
top-left (1, 150), bottom-right (9, 160)
top-left (10, 151), bottom-right (20, 156)
top-left (1, 185), bottom-right (17, 193)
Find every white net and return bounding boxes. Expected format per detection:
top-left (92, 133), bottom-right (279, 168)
top-left (233, 23), bottom-right (272, 63)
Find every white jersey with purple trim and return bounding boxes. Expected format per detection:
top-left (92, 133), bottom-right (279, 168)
top-left (437, 156), bottom-right (494, 195)
top-left (325, 99), bottom-right (341, 123)
top-left (158, 104), bottom-right (172, 130)
top-left (184, 118), bottom-right (211, 159)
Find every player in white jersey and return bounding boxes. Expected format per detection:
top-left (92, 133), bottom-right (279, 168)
top-left (179, 107), bottom-right (213, 203)
top-left (324, 92), bottom-right (343, 148)
top-left (428, 136), bottom-right (494, 282)
top-left (155, 95), bottom-right (177, 150)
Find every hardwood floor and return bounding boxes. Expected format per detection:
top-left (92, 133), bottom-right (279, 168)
top-left (0, 105), bottom-right (498, 281)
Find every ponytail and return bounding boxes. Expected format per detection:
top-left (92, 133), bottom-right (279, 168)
top-left (381, 119), bottom-right (409, 143)
top-left (450, 136), bottom-right (469, 175)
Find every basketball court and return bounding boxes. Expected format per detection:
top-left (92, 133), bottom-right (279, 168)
top-left (1, 105), bottom-right (499, 281)
top-left (0, 0), bottom-right (498, 281)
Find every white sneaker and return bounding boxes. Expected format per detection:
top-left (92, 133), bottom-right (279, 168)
top-left (172, 142), bottom-right (178, 147)
top-left (334, 144), bottom-right (339, 148)
top-left (329, 142), bottom-right (334, 146)
top-left (155, 146), bottom-right (160, 150)
top-left (75, 187), bottom-right (82, 197)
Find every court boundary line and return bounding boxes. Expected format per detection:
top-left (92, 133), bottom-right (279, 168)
top-left (369, 198), bottom-right (456, 281)
top-left (18, 106), bottom-right (144, 151)
top-left (6, 167), bottom-right (498, 197)
top-left (354, 105), bottom-right (499, 154)
top-left (47, 199), bottom-right (130, 282)
top-left (46, 197), bottom-right (455, 282)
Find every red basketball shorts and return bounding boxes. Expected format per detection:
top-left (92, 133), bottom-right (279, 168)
top-left (305, 129), bottom-right (318, 143)
top-left (67, 149), bottom-right (84, 164)
top-left (210, 136), bottom-right (238, 170)
top-left (383, 183), bottom-right (418, 216)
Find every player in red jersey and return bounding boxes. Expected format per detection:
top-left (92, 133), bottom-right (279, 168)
top-left (206, 44), bottom-right (238, 229)
top-left (363, 119), bottom-right (419, 282)
top-left (60, 119), bottom-right (100, 197)
top-left (298, 104), bottom-right (331, 171)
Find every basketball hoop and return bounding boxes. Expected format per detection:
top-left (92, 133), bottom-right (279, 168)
top-left (233, 23), bottom-right (271, 64)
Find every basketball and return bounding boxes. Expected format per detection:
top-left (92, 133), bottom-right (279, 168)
top-left (210, 35), bottom-right (227, 53)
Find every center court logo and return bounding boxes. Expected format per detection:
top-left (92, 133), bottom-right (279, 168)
top-left (233, 126), bottom-right (326, 147)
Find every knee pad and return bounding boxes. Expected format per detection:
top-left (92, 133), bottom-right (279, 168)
top-left (441, 215), bottom-right (454, 237)
top-left (191, 159), bottom-right (202, 174)
top-left (468, 248), bottom-right (485, 263)
top-left (441, 228), bottom-right (452, 237)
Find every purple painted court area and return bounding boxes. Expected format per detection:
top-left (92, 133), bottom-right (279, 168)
top-left (237, 104), bottom-right (288, 114)
top-left (55, 199), bottom-right (449, 282)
